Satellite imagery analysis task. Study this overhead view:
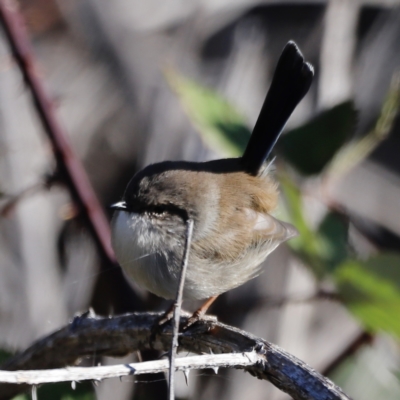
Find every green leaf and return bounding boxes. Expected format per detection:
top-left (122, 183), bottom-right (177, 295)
top-left (279, 175), bottom-right (326, 278)
top-left (327, 73), bottom-right (400, 179)
top-left (335, 253), bottom-right (400, 338)
top-left (317, 211), bottom-right (349, 272)
top-left (280, 177), bottom-right (350, 278)
top-left (166, 70), bottom-right (251, 157)
top-left (278, 101), bottom-right (357, 175)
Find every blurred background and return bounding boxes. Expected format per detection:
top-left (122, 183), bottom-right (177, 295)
top-left (1, 0), bottom-right (400, 399)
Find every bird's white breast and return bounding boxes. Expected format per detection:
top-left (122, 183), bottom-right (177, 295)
top-left (111, 211), bottom-right (184, 299)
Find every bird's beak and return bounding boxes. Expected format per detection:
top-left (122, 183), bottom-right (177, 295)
top-left (110, 201), bottom-right (127, 211)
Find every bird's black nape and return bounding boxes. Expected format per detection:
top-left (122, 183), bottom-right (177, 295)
top-left (241, 41), bottom-right (314, 175)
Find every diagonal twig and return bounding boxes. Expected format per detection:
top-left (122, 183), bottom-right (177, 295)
top-left (0, 0), bottom-right (115, 264)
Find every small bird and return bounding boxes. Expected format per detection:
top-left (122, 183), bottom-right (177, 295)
top-left (111, 41), bottom-right (313, 323)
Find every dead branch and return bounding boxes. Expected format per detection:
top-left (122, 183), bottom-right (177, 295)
top-left (0, 352), bottom-right (258, 384)
top-left (0, 311), bottom-right (352, 400)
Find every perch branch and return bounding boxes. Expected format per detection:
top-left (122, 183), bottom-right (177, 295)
top-left (0, 312), bottom-right (352, 400)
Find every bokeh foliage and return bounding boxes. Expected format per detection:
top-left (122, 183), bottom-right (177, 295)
top-left (169, 71), bottom-right (400, 339)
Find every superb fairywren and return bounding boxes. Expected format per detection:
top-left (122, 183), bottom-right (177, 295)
top-left (111, 41), bottom-right (313, 321)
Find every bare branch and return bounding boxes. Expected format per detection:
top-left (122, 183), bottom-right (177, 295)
top-left (0, 352), bottom-right (258, 385)
top-left (0, 311), bottom-right (352, 400)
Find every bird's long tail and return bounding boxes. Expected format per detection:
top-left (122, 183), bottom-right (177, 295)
top-left (241, 41), bottom-right (314, 175)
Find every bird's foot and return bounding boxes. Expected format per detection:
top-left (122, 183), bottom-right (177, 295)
top-left (183, 295), bottom-right (219, 330)
top-left (149, 304), bottom-right (176, 348)
top-left (157, 305), bottom-right (175, 327)
top-left (183, 309), bottom-right (202, 330)
top-left (183, 311), bottom-right (218, 330)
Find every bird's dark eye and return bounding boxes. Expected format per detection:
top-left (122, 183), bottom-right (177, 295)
top-left (152, 205), bottom-right (168, 214)
top-left (147, 204), bottom-right (188, 221)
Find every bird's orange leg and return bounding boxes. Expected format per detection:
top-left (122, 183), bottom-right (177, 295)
top-left (184, 295), bottom-right (219, 328)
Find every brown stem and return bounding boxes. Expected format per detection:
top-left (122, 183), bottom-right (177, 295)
top-left (322, 331), bottom-right (374, 377)
top-left (0, 0), bottom-right (115, 264)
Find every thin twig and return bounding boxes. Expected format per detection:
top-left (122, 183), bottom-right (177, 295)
top-left (0, 181), bottom-right (45, 217)
top-left (0, 0), bottom-right (115, 264)
top-left (255, 289), bottom-right (340, 310)
top-left (168, 219), bottom-right (194, 400)
top-left (31, 386), bottom-right (37, 400)
top-left (322, 331), bottom-right (374, 376)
